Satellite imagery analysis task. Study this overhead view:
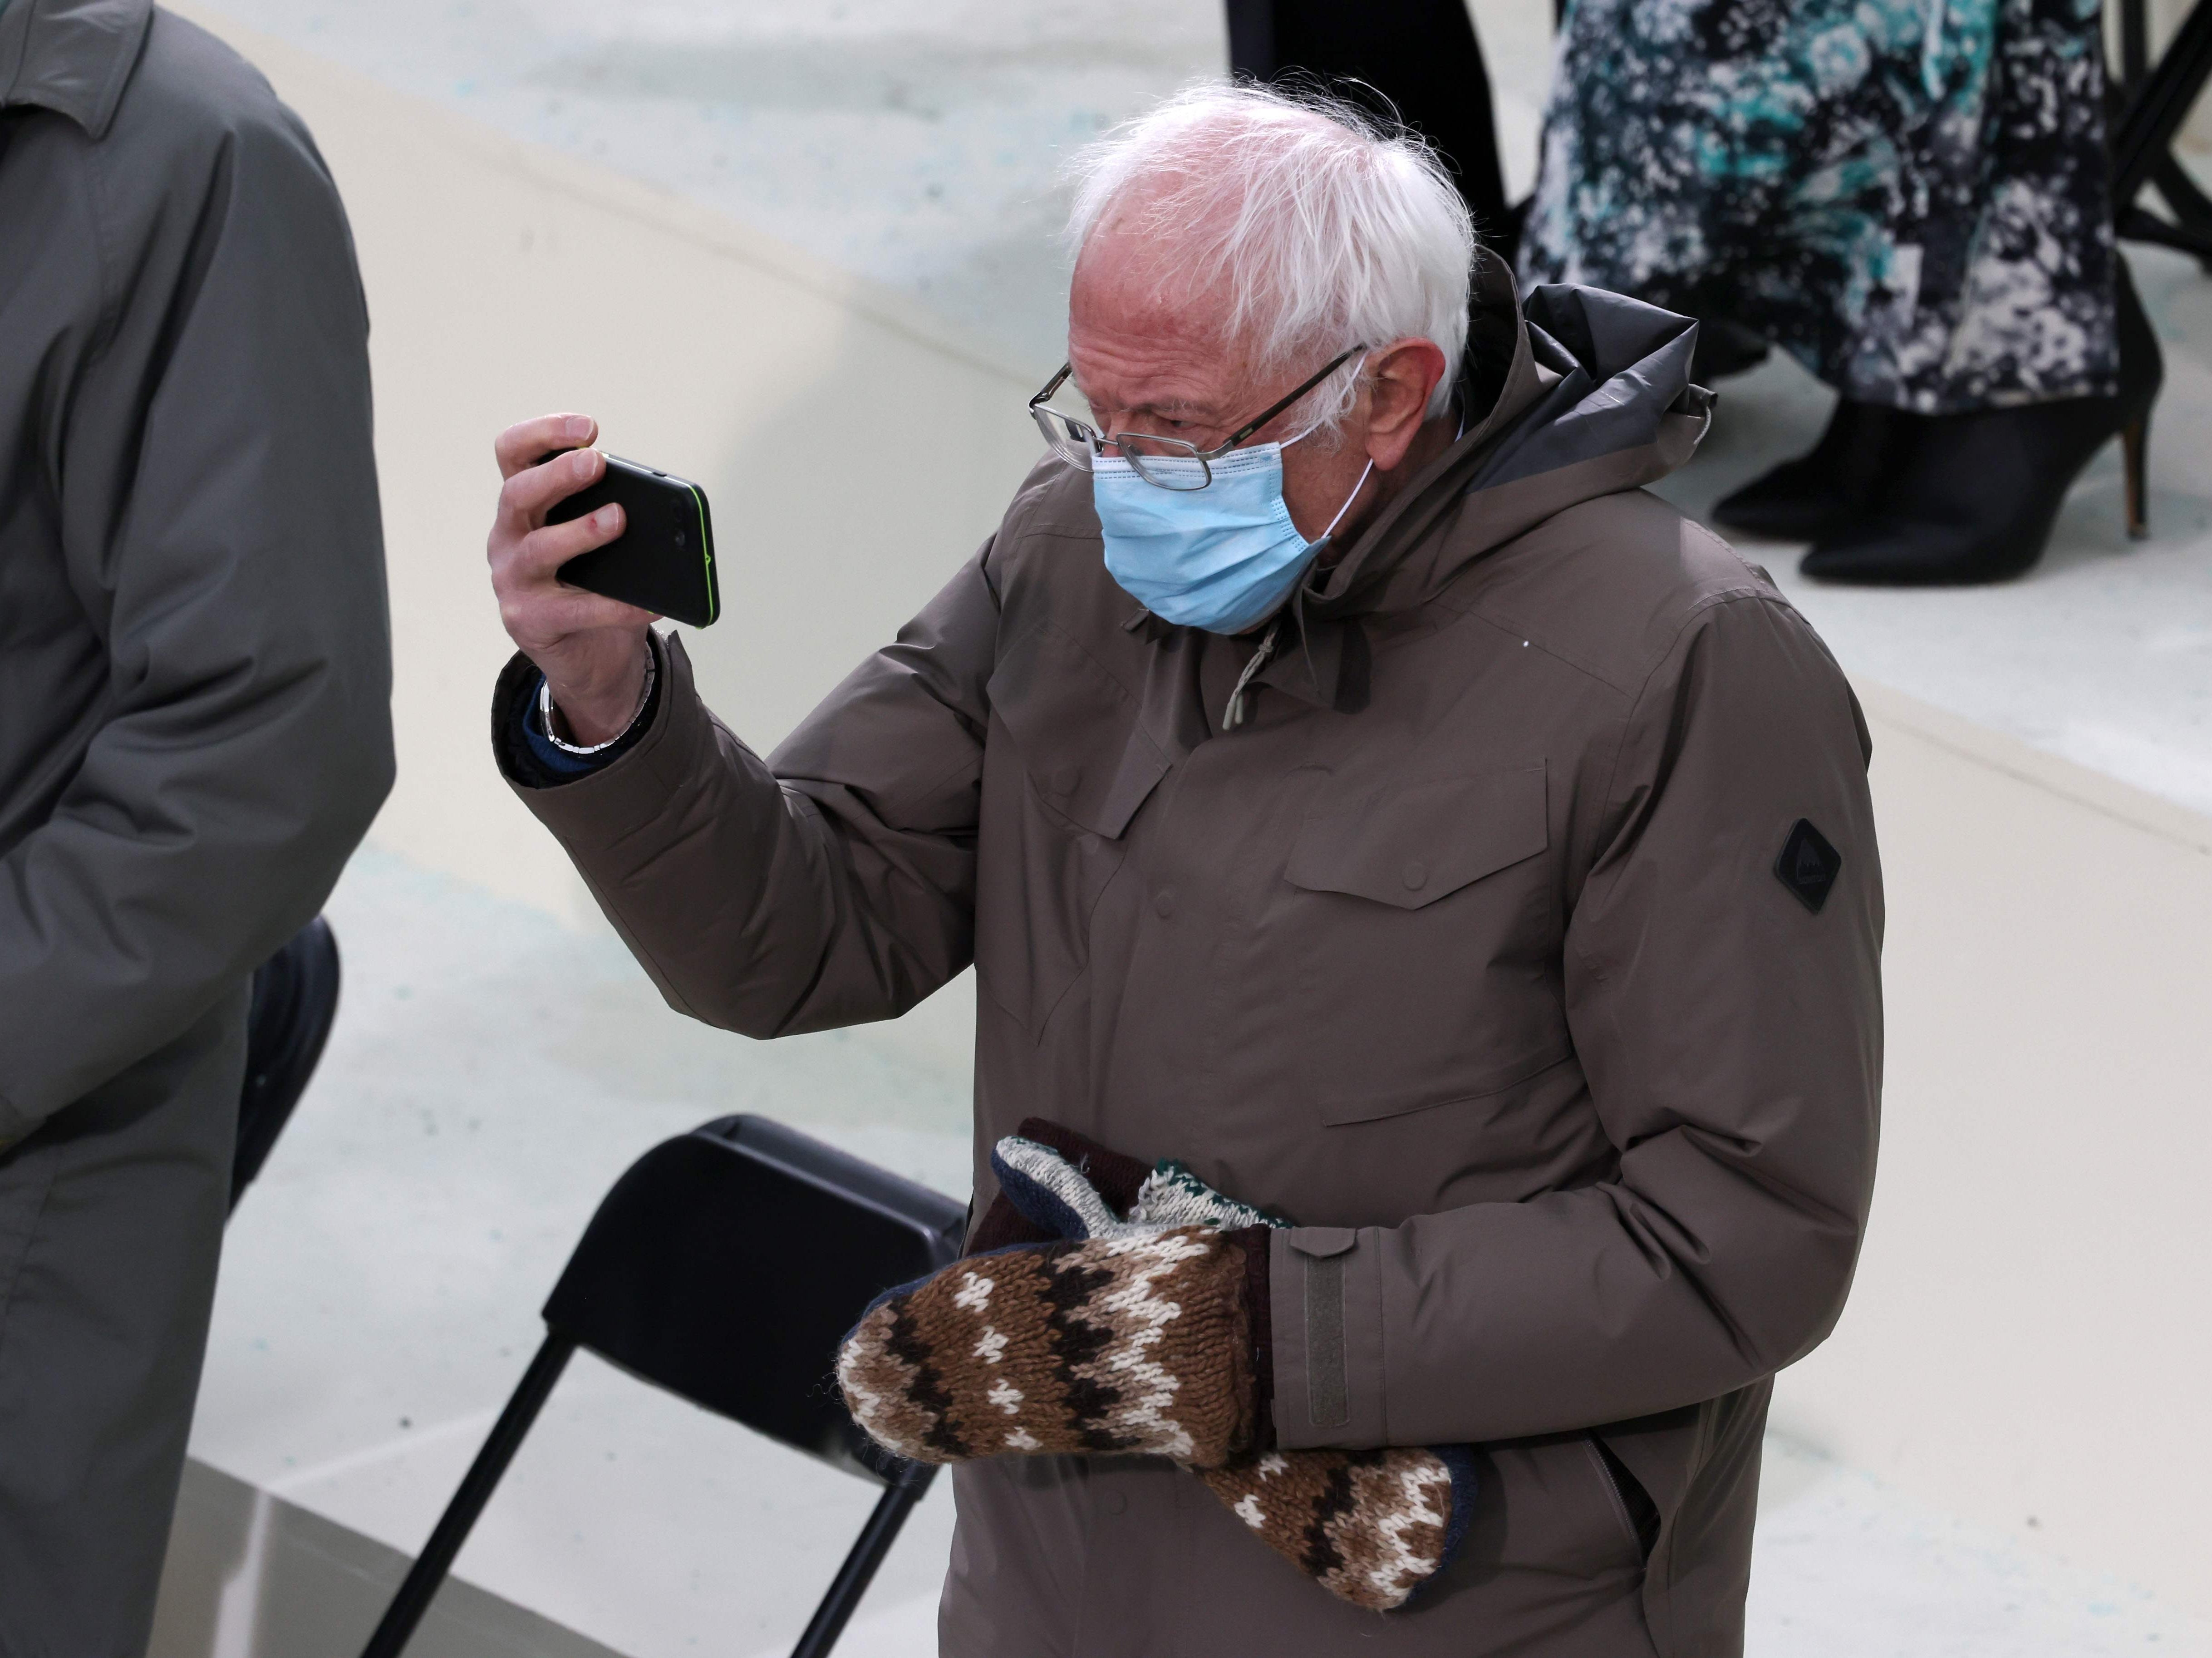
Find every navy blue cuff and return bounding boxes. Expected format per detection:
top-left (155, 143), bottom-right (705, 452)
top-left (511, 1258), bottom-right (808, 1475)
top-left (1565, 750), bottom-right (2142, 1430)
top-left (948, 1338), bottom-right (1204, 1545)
top-left (492, 643), bottom-right (663, 791)
top-left (520, 681), bottom-right (609, 778)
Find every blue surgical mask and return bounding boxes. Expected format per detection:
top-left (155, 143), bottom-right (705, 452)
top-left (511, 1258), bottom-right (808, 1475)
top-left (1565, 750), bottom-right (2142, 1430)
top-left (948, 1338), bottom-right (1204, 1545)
top-left (1095, 443), bottom-right (1374, 635)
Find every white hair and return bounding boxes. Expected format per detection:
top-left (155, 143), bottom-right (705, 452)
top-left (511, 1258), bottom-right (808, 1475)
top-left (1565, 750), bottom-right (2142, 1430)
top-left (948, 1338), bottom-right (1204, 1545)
top-left (1064, 81), bottom-right (1476, 428)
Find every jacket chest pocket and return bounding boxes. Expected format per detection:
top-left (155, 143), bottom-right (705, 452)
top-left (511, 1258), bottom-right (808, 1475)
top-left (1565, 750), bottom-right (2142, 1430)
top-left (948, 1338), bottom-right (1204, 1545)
top-left (1278, 764), bottom-right (1570, 1123)
top-left (975, 623), bottom-right (1167, 1038)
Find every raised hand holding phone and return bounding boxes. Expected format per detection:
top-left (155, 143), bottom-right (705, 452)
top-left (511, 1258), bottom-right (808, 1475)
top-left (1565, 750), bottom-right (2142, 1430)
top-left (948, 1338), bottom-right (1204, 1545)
top-left (487, 414), bottom-right (657, 746)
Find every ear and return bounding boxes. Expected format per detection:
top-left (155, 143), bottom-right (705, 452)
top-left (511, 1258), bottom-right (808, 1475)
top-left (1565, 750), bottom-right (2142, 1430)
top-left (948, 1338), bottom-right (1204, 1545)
top-left (1362, 338), bottom-right (1450, 471)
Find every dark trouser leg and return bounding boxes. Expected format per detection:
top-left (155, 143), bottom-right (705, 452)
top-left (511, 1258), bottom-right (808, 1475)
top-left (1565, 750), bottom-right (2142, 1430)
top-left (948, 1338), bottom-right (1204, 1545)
top-left (0, 999), bottom-right (241, 1658)
top-left (1225, 0), bottom-right (1511, 244)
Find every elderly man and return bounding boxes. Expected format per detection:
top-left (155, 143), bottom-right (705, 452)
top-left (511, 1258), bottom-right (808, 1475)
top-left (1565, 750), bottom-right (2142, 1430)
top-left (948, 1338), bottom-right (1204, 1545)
top-left (486, 85), bottom-right (1878, 1658)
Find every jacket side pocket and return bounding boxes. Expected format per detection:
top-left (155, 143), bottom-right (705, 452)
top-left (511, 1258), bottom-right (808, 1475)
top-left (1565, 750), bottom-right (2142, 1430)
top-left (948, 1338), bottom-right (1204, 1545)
top-left (1588, 1432), bottom-right (1661, 1564)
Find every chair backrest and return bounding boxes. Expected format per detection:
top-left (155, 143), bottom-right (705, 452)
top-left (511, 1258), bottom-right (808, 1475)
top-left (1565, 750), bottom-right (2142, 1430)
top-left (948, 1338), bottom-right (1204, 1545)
top-left (233, 915), bottom-right (342, 1211)
top-left (541, 1114), bottom-right (968, 1483)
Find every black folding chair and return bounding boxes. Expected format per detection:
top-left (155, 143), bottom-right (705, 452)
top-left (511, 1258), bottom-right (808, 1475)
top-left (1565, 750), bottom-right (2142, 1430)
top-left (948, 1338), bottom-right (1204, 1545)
top-left (232, 915), bottom-right (342, 1213)
top-left (2113, 0), bottom-right (2212, 269)
top-left (358, 1114), bottom-right (968, 1658)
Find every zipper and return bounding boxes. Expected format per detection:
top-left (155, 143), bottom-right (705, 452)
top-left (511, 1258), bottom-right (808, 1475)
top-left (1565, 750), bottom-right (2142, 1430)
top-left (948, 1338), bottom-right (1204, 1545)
top-left (1585, 1433), bottom-right (1651, 1562)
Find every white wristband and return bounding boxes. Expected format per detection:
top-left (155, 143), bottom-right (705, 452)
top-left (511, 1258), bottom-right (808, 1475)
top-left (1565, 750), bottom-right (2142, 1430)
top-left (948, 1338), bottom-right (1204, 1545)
top-left (539, 645), bottom-right (657, 756)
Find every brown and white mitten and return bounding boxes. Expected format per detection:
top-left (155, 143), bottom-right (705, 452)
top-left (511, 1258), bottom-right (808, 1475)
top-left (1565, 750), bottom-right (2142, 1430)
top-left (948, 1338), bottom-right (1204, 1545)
top-left (1199, 1445), bottom-right (1474, 1612)
top-left (836, 1121), bottom-right (1476, 1611)
top-left (835, 1225), bottom-right (1263, 1466)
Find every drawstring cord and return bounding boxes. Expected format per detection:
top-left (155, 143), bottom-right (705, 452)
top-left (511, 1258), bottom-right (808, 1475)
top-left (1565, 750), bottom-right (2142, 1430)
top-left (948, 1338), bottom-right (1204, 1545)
top-left (1223, 619), bottom-right (1282, 730)
top-left (1224, 458), bottom-right (1375, 731)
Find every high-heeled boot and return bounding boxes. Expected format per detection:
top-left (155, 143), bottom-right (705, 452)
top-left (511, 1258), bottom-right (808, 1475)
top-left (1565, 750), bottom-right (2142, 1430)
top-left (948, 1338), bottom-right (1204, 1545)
top-left (1799, 259), bottom-right (2163, 585)
top-left (1711, 399), bottom-right (1918, 540)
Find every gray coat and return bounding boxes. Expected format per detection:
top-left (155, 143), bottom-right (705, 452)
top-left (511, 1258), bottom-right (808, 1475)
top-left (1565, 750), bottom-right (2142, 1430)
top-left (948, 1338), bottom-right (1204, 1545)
top-left (0, 2), bottom-right (392, 1648)
top-left (503, 265), bottom-right (1882, 1656)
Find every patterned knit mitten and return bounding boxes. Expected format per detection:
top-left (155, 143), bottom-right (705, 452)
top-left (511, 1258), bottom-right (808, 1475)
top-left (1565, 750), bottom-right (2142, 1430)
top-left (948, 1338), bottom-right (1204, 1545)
top-left (976, 1128), bottom-right (1476, 1609)
top-left (836, 1225), bottom-right (1263, 1467)
top-left (1198, 1446), bottom-right (1475, 1612)
top-left (989, 1133), bottom-right (1283, 1241)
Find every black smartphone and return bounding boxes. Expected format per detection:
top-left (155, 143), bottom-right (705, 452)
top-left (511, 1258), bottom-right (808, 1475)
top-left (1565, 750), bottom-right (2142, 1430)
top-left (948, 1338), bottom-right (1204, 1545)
top-left (543, 452), bottom-right (719, 628)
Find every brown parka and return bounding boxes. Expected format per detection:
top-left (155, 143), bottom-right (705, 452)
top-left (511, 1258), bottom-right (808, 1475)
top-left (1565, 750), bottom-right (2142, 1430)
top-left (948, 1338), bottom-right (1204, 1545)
top-left (497, 264), bottom-right (1883, 1657)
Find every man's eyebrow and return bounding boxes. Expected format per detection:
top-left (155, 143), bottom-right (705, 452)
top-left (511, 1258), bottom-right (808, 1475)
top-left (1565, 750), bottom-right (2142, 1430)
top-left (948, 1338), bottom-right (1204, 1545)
top-left (1075, 384), bottom-right (1222, 420)
top-left (1129, 396), bottom-right (1219, 418)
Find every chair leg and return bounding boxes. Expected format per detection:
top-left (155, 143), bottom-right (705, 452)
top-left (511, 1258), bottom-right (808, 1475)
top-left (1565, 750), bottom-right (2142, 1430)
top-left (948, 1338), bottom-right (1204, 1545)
top-left (2120, 0), bottom-right (2149, 86)
top-left (2113, 0), bottom-right (2212, 207)
top-left (359, 1333), bottom-right (577, 1658)
top-left (788, 1461), bottom-right (939, 1658)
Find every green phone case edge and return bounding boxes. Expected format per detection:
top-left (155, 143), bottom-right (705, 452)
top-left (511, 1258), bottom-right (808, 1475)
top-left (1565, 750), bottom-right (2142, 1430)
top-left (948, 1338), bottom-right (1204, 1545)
top-left (690, 484), bottom-right (718, 625)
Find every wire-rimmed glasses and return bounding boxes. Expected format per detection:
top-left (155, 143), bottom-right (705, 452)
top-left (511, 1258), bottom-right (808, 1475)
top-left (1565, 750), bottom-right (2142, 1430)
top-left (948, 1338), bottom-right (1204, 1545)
top-left (1027, 345), bottom-right (1367, 491)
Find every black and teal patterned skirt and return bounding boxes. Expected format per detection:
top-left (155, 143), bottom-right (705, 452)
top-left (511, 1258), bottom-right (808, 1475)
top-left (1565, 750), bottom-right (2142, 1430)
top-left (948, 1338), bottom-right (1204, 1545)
top-left (1519, 0), bottom-right (2119, 412)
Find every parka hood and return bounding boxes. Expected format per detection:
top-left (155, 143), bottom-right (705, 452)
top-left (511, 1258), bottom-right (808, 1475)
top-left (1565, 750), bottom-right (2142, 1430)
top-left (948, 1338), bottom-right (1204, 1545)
top-left (1209, 256), bottom-right (1713, 715)
top-left (1303, 254), bottom-right (1712, 626)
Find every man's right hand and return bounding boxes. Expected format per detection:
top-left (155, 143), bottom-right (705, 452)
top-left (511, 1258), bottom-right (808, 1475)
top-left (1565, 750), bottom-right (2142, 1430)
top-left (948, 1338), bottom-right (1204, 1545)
top-left (490, 414), bottom-right (657, 746)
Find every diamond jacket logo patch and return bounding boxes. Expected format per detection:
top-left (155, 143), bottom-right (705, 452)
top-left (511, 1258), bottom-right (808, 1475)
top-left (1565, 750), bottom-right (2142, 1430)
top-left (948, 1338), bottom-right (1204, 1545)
top-left (1775, 819), bottom-right (1842, 914)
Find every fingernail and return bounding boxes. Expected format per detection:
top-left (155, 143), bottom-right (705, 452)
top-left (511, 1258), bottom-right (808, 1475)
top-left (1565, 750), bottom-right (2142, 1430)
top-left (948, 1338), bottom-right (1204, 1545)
top-left (595, 506), bottom-right (619, 530)
top-left (574, 448), bottom-right (596, 475)
top-left (565, 415), bottom-right (591, 439)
